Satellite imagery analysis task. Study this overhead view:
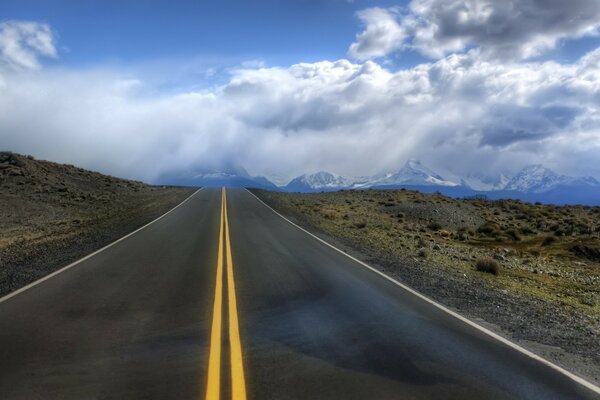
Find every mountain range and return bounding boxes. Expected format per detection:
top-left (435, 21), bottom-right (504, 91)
top-left (160, 160), bottom-right (600, 205)
top-left (157, 164), bottom-right (278, 190)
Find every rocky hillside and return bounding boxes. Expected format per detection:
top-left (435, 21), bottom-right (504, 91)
top-left (0, 152), bottom-right (195, 296)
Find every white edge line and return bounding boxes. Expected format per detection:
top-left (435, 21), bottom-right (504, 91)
top-left (245, 188), bottom-right (600, 395)
top-left (0, 187), bottom-right (204, 304)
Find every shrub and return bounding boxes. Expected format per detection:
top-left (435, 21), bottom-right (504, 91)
top-left (427, 221), bottom-right (443, 231)
top-left (554, 228), bottom-right (565, 237)
top-left (478, 221), bottom-right (500, 236)
top-left (417, 248), bottom-right (428, 258)
top-left (354, 221), bottom-right (367, 229)
top-left (322, 210), bottom-right (336, 220)
top-left (520, 226), bottom-right (535, 235)
top-left (475, 257), bottom-right (500, 275)
top-left (541, 236), bottom-right (556, 246)
top-left (505, 229), bottom-right (521, 241)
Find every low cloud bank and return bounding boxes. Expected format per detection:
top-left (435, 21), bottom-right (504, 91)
top-left (1, 10), bottom-right (600, 183)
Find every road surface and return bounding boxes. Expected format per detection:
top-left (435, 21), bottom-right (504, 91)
top-left (0, 187), bottom-right (598, 399)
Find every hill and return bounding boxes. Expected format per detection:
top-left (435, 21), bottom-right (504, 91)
top-left (0, 152), bottom-right (194, 296)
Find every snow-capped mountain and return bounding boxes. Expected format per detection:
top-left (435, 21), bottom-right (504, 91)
top-left (159, 159), bottom-right (600, 205)
top-left (277, 162), bottom-right (600, 204)
top-left (503, 165), bottom-right (599, 193)
top-left (284, 171), bottom-right (352, 192)
top-left (284, 161), bottom-right (459, 192)
top-left (360, 160), bottom-right (458, 188)
top-left (504, 165), bottom-right (563, 193)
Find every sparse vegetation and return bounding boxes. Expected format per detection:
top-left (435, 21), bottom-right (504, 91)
top-left (541, 235), bottom-right (556, 246)
top-left (475, 257), bottom-right (500, 275)
top-left (505, 228), bottom-right (521, 241)
top-left (427, 221), bottom-right (443, 231)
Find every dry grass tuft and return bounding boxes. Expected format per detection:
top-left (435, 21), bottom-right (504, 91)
top-left (475, 257), bottom-right (500, 275)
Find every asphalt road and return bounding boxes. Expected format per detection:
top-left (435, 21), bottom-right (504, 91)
top-left (0, 187), bottom-right (598, 399)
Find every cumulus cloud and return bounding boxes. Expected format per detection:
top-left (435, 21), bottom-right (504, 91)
top-left (2, 19), bottom-right (600, 184)
top-left (349, 0), bottom-right (600, 60)
top-left (348, 8), bottom-right (408, 61)
top-left (3, 48), bottom-right (600, 182)
top-left (0, 21), bottom-right (57, 71)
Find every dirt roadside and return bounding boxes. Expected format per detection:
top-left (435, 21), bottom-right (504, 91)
top-left (0, 152), bottom-right (195, 297)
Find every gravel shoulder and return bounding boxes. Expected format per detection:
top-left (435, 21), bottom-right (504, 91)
top-left (0, 152), bottom-right (195, 297)
top-left (252, 188), bottom-right (600, 386)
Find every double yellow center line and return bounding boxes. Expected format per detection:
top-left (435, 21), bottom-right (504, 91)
top-left (205, 188), bottom-right (247, 400)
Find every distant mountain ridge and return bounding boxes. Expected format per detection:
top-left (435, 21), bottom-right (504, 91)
top-left (360, 159), bottom-right (458, 188)
top-left (504, 165), bottom-right (599, 193)
top-left (284, 171), bottom-right (351, 193)
top-left (158, 163), bottom-right (278, 190)
top-left (280, 161), bottom-right (600, 205)
top-left (158, 160), bottom-right (600, 205)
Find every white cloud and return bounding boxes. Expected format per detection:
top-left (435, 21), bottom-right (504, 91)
top-left (349, 0), bottom-right (600, 61)
top-left (348, 7), bottom-right (408, 60)
top-left (2, 19), bottom-right (600, 184)
top-left (0, 21), bottom-right (57, 71)
top-left (3, 48), bottom-right (600, 182)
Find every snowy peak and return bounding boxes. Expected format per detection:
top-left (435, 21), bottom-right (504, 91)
top-left (504, 165), bottom-right (560, 192)
top-left (285, 171), bottom-right (351, 192)
top-left (403, 159), bottom-right (445, 181)
top-left (374, 159), bottom-right (458, 187)
top-left (301, 171), bottom-right (351, 188)
top-left (504, 165), bottom-right (599, 193)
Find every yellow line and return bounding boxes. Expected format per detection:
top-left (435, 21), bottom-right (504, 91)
top-left (205, 190), bottom-right (225, 400)
top-left (223, 188), bottom-right (247, 400)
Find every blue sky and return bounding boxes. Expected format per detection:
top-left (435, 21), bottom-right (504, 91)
top-left (1, 0), bottom-right (420, 68)
top-left (1, 0), bottom-right (600, 185)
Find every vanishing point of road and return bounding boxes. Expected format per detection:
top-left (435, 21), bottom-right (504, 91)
top-left (0, 188), bottom-right (598, 399)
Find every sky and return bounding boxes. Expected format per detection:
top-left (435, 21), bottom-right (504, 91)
top-left (2, 0), bottom-right (600, 185)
